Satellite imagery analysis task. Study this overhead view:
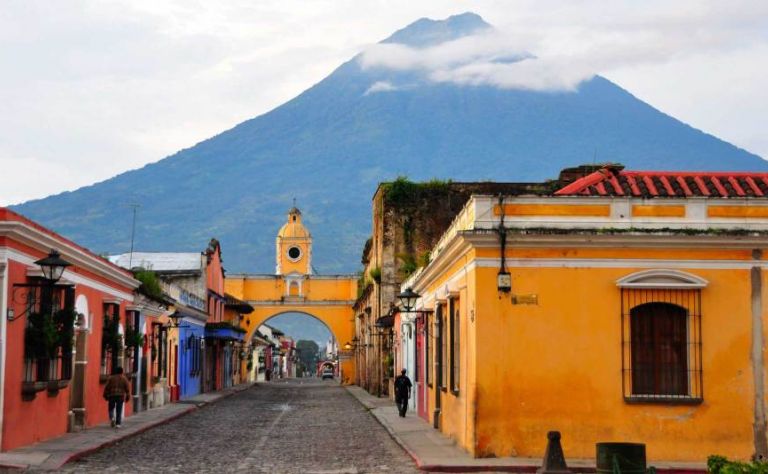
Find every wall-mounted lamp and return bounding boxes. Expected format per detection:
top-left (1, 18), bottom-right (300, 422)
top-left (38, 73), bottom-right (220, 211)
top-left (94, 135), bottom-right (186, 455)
top-left (8, 249), bottom-right (72, 322)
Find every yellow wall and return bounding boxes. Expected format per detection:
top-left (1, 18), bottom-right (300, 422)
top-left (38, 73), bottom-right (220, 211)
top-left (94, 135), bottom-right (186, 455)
top-left (419, 244), bottom-right (760, 462)
top-left (277, 239), bottom-right (311, 275)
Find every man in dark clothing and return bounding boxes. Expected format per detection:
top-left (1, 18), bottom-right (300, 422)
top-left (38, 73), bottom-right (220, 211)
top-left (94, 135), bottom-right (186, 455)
top-left (103, 366), bottom-right (131, 428)
top-left (394, 368), bottom-right (413, 417)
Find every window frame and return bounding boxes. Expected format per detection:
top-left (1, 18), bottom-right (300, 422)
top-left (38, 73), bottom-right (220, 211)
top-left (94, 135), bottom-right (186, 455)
top-left (449, 297), bottom-right (460, 395)
top-left (621, 287), bottom-right (703, 404)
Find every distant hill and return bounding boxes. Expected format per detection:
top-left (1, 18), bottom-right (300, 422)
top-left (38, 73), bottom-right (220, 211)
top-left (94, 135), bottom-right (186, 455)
top-left (12, 13), bottom-right (767, 274)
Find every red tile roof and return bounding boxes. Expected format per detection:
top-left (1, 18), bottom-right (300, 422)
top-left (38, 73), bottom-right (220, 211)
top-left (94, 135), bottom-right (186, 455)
top-left (554, 165), bottom-right (768, 198)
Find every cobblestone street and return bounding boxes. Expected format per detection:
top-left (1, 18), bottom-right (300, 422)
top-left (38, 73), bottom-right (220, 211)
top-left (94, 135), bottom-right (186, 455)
top-left (55, 380), bottom-right (419, 473)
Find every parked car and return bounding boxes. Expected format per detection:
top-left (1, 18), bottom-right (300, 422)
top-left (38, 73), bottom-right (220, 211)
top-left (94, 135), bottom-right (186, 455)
top-left (321, 368), bottom-right (334, 380)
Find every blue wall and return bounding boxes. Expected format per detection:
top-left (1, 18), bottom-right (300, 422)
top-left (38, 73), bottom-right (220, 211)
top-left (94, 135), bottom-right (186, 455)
top-left (177, 322), bottom-right (205, 399)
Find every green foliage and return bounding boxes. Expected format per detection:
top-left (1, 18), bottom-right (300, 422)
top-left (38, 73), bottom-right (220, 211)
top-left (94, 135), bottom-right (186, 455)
top-left (356, 271), bottom-right (372, 299)
top-left (102, 313), bottom-right (123, 355)
top-left (397, 253), bottom-right (418, 278)
top-left (418, 251), bottom-right (431, 267)
top-left (133, 269), bottom-right (163, 300)
top-left (381, 177), bottom-right (452, 209)
top-left (25, 308), bottom-right (78, 359)
top-left (708, 455), bottom-right (768, 474)
top-left (369, 266), bottom-right (382, 283)
top-left (56, 308), bottom-right (77, 355)
top-left (296, 339), bottom-right (321, 374)
top-left (124, 325), bottom-right (144, 349)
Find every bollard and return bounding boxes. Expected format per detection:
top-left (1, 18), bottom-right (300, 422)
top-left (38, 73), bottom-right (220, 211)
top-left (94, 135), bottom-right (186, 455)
top-left (537, 431), bottom-right (573, 474)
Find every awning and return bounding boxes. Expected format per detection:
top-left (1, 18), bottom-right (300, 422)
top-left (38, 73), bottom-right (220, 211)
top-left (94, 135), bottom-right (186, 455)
top-left (205, 324), bottom-right (245, 341)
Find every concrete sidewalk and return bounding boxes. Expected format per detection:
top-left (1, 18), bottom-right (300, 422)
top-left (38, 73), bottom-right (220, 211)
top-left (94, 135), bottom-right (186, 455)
top-left (0, 383), bottom-right (254, 471)
top-left (346, 386), bottom-right (707, 473)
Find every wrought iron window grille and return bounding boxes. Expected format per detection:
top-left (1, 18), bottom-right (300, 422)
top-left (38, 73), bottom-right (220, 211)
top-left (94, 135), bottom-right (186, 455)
top-left (621, 288), bottom-right (703, 404)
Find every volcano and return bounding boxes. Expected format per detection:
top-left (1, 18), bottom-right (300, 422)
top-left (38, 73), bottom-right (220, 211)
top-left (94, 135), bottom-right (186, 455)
top-left (13, 13), bottom-right (767, 273)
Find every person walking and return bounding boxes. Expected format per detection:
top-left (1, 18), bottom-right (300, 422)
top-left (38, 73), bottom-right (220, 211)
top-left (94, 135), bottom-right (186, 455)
top-left (103, 366), bottom-right (131, 428)
top-left (394, 368), bottom-right (412, 418)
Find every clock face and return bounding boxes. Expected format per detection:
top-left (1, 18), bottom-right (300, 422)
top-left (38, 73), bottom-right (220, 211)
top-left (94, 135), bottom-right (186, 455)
top-left (287, 246), bottom-right (302, 261)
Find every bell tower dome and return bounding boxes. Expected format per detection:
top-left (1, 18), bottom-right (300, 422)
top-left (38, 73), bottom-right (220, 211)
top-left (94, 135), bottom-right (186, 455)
top-left (275, 206), bottom-right (312, 275)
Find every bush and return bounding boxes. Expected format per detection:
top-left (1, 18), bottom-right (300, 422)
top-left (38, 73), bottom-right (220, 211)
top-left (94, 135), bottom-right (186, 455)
top-left (369, 266), bottom-right (382, 283)
top-left (708, 455), bottom-right (768, 474)
top-left (133, 269), bottom-right (163, 300)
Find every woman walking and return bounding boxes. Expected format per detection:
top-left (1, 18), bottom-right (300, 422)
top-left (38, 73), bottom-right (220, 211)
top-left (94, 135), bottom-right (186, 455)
top-left (103, 366), bottom-right (131, 428)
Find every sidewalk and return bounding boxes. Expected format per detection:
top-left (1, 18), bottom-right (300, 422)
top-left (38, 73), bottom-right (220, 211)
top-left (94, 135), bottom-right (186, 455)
top-left (0, 383), bottom-right (254, 471)
top-left (346, 386), bottom-right (707, 473)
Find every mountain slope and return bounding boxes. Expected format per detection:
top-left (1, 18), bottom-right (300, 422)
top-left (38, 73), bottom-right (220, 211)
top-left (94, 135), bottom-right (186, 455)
top-left (13, 13), bottom-right (767, 274)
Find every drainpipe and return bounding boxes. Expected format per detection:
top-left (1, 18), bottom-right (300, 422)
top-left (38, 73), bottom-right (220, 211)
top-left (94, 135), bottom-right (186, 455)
top-left (752, 249), bottom-right (768, 459)
top-left (433, 309), bottom-right (442, 430)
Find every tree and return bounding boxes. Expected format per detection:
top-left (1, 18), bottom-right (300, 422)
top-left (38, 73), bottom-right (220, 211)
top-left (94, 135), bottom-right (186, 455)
top-left (296, 340), bottom-right (320, 375)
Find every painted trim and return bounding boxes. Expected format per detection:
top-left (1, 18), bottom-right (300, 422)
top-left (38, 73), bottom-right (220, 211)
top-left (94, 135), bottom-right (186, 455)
top-left (0, 221), bottom-right (138, 290)
top-left (494, 203), bottom-right (611, 217)
top-left (708, 206), bottom-right (768, 218)
top-left (615, 269), bottom-right (709, 289)
top-left (631, 205), bottom-right (686, 218)
top-left (472, 257), bottom-right (764, 270)
top-left (0, 247), bottom-right (135, 301)
top-left (246, 300), bottom-right (356, 307)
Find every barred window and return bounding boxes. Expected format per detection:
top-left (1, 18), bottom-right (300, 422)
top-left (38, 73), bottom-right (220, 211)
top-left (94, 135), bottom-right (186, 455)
top-left (449, 298), bottom-right (460, 393)
top-left (439, 304), bottom-right (448, 390)
top-left (621, 288), bottom-right (702, 403)
top-left (426, 309), bottom-right (432, 386)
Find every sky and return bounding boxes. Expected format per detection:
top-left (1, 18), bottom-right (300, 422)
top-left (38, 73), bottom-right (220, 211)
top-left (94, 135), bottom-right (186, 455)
top-left (1, 0), bottom-right (767, 206)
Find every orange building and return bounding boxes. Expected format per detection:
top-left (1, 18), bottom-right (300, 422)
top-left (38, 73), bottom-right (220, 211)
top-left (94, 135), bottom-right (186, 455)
top-left (399, 165), bottom-right (768, 462)
top-left (0, 208), bottom-right (139, 451)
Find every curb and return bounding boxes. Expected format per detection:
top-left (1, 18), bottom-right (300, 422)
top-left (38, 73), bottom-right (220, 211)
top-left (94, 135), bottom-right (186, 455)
top-left (56, 384), bottom-right (254, 469)
top-left (2, 383), bottom-right (255, 471)
top-left (344, 386), bottom-right (425, 470)
top-left (344, 387), bottom-right (705, 474)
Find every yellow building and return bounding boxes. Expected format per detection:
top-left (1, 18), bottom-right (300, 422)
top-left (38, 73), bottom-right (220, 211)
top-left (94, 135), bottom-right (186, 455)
top-left (401, 165), bottom-right (768, 462)
top-left (225, 207), bottom-right (358, 382)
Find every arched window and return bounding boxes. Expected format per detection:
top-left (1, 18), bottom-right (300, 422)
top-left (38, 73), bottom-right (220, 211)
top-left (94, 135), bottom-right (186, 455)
top-left (619, 269), bottom-right (703, 403)
top-left (289, 281), bottom-right (299, 297)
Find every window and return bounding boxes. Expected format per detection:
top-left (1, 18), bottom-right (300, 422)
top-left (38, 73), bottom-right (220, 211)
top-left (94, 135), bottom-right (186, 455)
top-left (23, 285), bottom-right (75, 384)
top-left (449, 298), bottom-right (460, 393)
top-left (621, 288), bottom-right (702, 403)
top-left (101, 303), bottom-right (121, 376)
top-left (438, 304), bottom-right (448, 390)
top-left (426, 310), bottom-right (431, 386)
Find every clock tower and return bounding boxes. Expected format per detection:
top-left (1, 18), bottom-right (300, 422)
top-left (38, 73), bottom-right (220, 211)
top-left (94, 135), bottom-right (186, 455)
top-left (276, 206), bottom-right (312, 276)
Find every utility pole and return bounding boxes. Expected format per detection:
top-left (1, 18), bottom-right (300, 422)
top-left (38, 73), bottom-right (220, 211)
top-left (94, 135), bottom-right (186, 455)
top-left (127, 203), bottom-right (140, 269)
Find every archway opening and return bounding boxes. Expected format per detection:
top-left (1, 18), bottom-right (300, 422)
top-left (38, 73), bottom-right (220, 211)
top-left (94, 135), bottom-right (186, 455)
top-left (261, 312), bottom-right (337, 378)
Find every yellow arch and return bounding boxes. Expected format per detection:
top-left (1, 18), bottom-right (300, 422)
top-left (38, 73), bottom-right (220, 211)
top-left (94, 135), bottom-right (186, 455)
top-left (226, 275), bottom-right (357, 383)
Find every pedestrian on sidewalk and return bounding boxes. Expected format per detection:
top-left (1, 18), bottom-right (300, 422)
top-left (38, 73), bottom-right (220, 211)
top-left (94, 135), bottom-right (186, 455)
top-left (103, 366), bottom-right (131, 428)
top-left (394, 368), bottom-right (412, 417)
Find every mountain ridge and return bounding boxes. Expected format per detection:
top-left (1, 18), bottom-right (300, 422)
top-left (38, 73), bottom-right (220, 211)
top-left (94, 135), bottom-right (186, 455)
top-left (12, 13), bottom-right (767, 274)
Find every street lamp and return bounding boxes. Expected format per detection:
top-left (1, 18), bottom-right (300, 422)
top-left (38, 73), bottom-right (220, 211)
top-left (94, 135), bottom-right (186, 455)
top-left (398, 287), bottom-right (419, 312)
top-left (35, 250), bottom-right (71, 283)
top-left (8, 249), bottom-right (72, 322)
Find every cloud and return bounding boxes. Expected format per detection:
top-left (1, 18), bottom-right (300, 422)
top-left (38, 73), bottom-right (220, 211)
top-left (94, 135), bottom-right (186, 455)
top-left (358, 1), bottom-right (768, 92)
top-left (364, 81), bottom-right (400, 95)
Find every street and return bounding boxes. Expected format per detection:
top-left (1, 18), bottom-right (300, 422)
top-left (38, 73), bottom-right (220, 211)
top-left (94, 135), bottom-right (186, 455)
top-left (57, 379), bottom-right (420, 473)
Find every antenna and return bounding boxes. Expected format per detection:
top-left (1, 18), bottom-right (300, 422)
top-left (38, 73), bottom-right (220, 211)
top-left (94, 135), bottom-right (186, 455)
top-left (127, 203), bottom-right (140, 269)
top-left (293, 197), bottom-right (297, 208)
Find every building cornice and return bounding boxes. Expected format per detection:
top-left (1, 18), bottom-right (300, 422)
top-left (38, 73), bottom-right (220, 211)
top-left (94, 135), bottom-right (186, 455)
top-left (0, 220), bottom-right (139, 291)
